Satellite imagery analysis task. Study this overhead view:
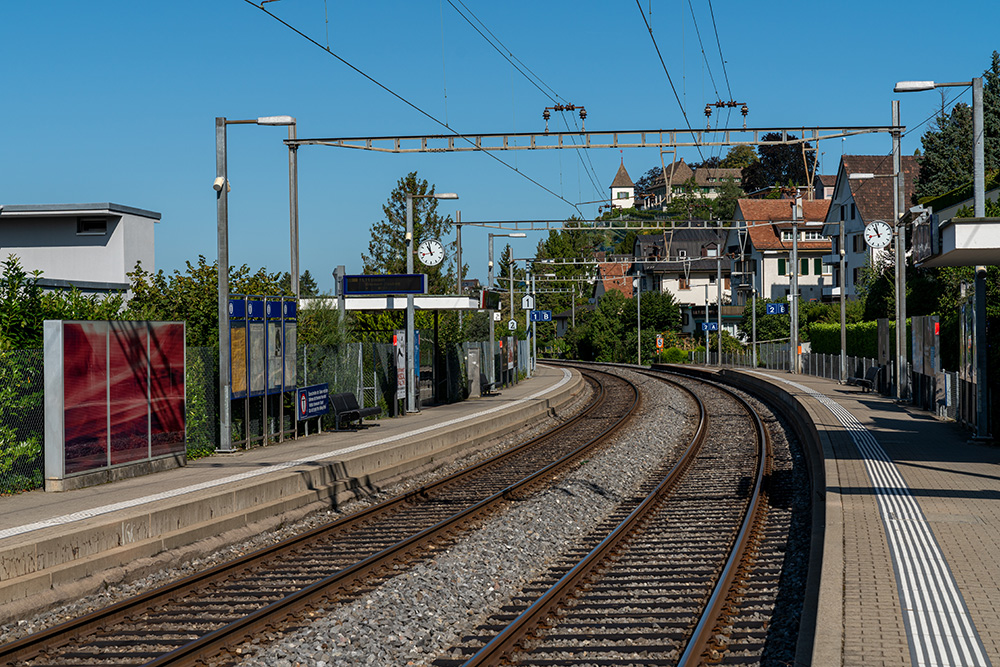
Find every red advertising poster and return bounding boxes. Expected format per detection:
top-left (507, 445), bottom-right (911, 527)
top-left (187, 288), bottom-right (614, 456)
top-left (149, 323), bottom-right (185, 458)
top-left (109, 321), bottom-right (150, 465)
top-left (63, 322), bottom-right (109, 474)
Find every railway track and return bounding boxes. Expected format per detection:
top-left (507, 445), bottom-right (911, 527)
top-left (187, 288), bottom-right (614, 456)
top-left (0, 368), bottom-right (637, 667)
top-left (434, 364), bottom-right (775, 666)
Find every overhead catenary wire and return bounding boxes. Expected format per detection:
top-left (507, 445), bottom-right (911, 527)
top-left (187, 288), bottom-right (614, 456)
top-left (445, 0), bottom-right (604, 198)
top-left (245, 0), bottom-right (585, 216)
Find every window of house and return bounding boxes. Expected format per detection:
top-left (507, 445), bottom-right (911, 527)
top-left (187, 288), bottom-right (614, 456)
top-left (781, 230), bottom-right (794, 241)
top-left (804, 230), bottom-right (824, 241)
top-left (800, 258), bottom-right (809, 275)
top-left (709, 274), bottom-right (717, 284)
top-left (840, 204), bottom-right (846, 221)
top-left (678, 249), bottom-right (687, 258)
top-left (853, 267), bottom-right (860, 285)
top-left (617, 191), bottom-right (628, 199)
top-left (851, 203), bottom-right (857, 219)
top-left (705, 245), bottom-right (718, 257)
top-left (679, 274), bottom-right (690, 290)
top-left (77, 217), bottom-right (107, 235)
top-left (778, 258), bottom-right (787, 275)
top-left (816, 258), bottom-right (830, 275)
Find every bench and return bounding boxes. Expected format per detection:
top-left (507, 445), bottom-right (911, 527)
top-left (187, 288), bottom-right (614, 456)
top-left (847, 365), bottom-right (882, 393)
top-left (479, 372), bottom-right (498, 397)
top-left (330, 392), bottom-right (382, 430)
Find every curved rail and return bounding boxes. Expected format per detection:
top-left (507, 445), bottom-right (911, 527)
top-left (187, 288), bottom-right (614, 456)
top-left (1, 368), bottom-right (638, 667)
top-left (457, 364), bottom-right (770, 667)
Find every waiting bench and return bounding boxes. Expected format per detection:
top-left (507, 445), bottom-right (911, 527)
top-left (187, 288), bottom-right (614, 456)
top-left (847, 365), bottom-right (882, 393)
top-left (479, 372), bottom-right (498, 397)
top-left (331, 392), bottom-right (382, 430)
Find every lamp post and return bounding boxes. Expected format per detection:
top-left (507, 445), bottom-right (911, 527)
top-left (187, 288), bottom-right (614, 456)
top-left (634, 269), bottom-right (642, 365)
top-left (849, 102), bottom-right (905, 401)
top-left (487, 232), bottom-right (526, 388)
top-left (215, 115), bottom-right (296, 453)
top-left (896, 76), bottom-right (988, 438)
top-left (405, 191), bottom-right (458, 414)
top-left (790, 196), bottom-right (801, 374)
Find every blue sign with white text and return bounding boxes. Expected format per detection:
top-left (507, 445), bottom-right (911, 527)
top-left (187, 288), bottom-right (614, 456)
top-left (766, 303), bottom-right (788, 315)
top-left (296, 383), bottom-right (330, 421)
top-left (529, 310), bottom-right (553, 322)
top-left (701, 322), bottom-right (719, 331)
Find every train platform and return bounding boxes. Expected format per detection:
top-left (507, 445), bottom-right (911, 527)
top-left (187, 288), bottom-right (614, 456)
top-left (0, 364), bottom-right (584, 623)
top-left (727, 368), bottom-right (1000, 667)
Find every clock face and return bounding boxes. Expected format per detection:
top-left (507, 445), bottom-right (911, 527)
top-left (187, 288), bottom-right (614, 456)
top-left (417, 239), bottom-right (445, 266)
top-left (864, 220), bottom-right (893, 249)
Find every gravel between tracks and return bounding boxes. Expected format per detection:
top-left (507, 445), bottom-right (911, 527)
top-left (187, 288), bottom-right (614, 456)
top-left (0, 380), bottom-right (597, 646)
top-left (232, 367), bottom-right (694, 667)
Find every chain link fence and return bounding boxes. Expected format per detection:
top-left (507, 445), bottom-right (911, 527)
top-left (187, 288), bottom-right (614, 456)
top-left (0, 349), bottom-right (44, 494)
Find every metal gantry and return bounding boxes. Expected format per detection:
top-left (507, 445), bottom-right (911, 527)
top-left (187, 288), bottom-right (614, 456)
top-left (286, 125), bottom-right (897, 154)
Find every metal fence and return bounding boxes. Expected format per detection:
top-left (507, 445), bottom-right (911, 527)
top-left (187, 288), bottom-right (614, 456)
top-left (0, 348), bottom-right (44, 494)
top-left (0, 337), bottom-right (515, 495)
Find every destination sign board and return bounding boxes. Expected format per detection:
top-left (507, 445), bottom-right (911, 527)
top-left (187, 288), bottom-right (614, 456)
top-left (342, 274), bottom-right (426, 296)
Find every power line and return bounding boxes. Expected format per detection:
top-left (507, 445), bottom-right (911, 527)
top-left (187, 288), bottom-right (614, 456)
top-left (244, 0), bottom-right (584, 215)
top-left (445, 0), bottom-right (603, 197)
top-left (634, 1), bottom-right (707, 164)
top-left (706, 0), bottom-right (732, 100)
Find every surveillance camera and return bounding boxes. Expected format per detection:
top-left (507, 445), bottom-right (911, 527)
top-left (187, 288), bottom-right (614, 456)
top-left (213, 177), bottom-right (226, 192)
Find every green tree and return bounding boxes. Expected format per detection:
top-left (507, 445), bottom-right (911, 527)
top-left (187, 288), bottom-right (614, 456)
top-left (721, 145), bottom-right (759, 170)
top-left (915, 102), bottom-right (974, 200)
top-left (362, 172), bottom-right (455, 295)
top-left (741, 133), bottom-right (817, 194)
top-left (278, 269), bottom-right (319, 297)
top-left (126, 257), bottom-right (285, 347)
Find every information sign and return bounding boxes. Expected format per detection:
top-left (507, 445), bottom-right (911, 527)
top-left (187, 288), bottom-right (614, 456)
top-left (529, 310), bottom-right (552, 322)
top-left (521, 294), bottom-right (535, 310)
top-left (394, 330), bottom-right (405, 400)
top-left (656, 334), bottom-right (664, 350)
top-left (507, 319), bottom-right (518, 331)
top-left (766, 303), bottom-right (788, 315)
top-left (296, 383), bottom-right (330, 421)
top-left (492, 311), bottom-right (502, 322)
top-left (701, 322), bottom-right (719, 331)
top-left (342, 274), bottom-right (425, 296)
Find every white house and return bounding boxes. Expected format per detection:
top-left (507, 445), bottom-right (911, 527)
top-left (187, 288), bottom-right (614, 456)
top-left (0, 203), bottom-right (159, 293)
top-left (819, 155), bottom-right (918, 301)
top-left (609, 162), bottom-right (635, 209)
top-left (730, 198), bottom-right (832, 305)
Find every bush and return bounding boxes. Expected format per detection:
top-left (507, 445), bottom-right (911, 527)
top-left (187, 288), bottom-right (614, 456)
top-left (659, 346), bottom-right (688, 364)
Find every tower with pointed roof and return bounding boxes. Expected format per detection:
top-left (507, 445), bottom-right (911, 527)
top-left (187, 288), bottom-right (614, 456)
top-left (610, 161), bottom-right (635, 209)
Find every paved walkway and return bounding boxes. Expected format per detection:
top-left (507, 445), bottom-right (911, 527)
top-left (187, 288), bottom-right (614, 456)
top-left (744, 370), bottom-right (999, 667)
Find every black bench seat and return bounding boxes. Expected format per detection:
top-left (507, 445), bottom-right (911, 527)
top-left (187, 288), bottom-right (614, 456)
top-left (846, 365), bottom-right (882, 393)
top-left (479, 372), bottom-right (498, 396)
top-left (331, 392), bottom-right (382, 429)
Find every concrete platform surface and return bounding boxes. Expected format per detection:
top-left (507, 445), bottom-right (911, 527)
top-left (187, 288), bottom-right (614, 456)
top-left (731, 369), bottom-right (1000, 667)
top-left (0, 364), bottom-right (583, 621)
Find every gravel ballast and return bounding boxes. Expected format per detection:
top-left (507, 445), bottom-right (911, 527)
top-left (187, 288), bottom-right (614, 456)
top-left (234, 368), bottom-right (695, 667)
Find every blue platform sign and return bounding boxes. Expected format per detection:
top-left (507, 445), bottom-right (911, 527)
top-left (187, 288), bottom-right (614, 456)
top-left (529, 310), bottom-right (553, 322)
top-left (296, 383), bottom-right (330, 421)
top-left (701, 322), bottom-right (719, 331)
top-left (766, 303), bottom-right (788, 315)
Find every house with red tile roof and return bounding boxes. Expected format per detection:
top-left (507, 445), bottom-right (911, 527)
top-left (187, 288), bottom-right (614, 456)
top-left (609, 162), bottom-right (635, 209)
top-left (730, 198), bottom-right (832, 306)
top-left (819, 155), bottom-right (919, 302)
top-left (593, 260), bottom-right (633, 299)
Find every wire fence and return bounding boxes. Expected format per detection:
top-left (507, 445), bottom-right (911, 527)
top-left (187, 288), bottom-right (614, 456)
top-left (0, 337), bottom-right (501, 495)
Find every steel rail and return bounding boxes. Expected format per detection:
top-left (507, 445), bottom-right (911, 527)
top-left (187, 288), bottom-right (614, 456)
top-left (459, 371), bottom-right (708, 666)
top-left (669, 370), bottom-right (772, 666)
top-left (0, 368), bottom-right (637, 667)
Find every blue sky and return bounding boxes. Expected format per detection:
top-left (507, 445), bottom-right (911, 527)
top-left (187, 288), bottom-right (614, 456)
top-left (2, 1), bottom-right (997, 294)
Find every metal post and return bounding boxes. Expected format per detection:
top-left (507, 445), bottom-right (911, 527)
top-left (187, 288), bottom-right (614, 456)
top-left (716, 253), bottom-right (722, 366)
top-left (840, 214), bottom-right (847, 383)
top-left (216, 117), bottom-right (233, 452)
top-left (636, 268), bottom-right (642, 365)
top-left (288, 123), bottom-right (299, 299)
top-left (751, 287), bottom-right (757, 368)
top-left (530, 271), bottom-right (536, 377)
top-left (972, 77), bottom-right (991, 440)
top-left (456, 211), bottom-right (463, 328)
top-left (790, 197), bottom-right (800, 374)
top-left (892, 100), bottom-right (904, 400)
top-left (487, 234), bottom-right (495, 388)
top-left (704, 284), bottom-right (710, 363)
top-left (405, 193), bottom-right (416, 413)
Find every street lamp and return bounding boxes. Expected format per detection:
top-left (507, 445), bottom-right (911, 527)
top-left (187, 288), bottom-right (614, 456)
top-left (487, 232), bottom-right (526, 388)
top-left (405, 191), bottom-right (458, 414)
top-left (896, 76), bottom-right (989, 439)
top-left (215, 115), bottom-right (296, 452)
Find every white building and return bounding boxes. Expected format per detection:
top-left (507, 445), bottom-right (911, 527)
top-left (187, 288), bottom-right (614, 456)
top-left (0, 203), bottom-right (159, 293)
top-left (730, 198), bottom-right (832, 305)
top-left (820, 155), bottom-right (918, 301)
top-left (609, 162), bottom-right (635, 209)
